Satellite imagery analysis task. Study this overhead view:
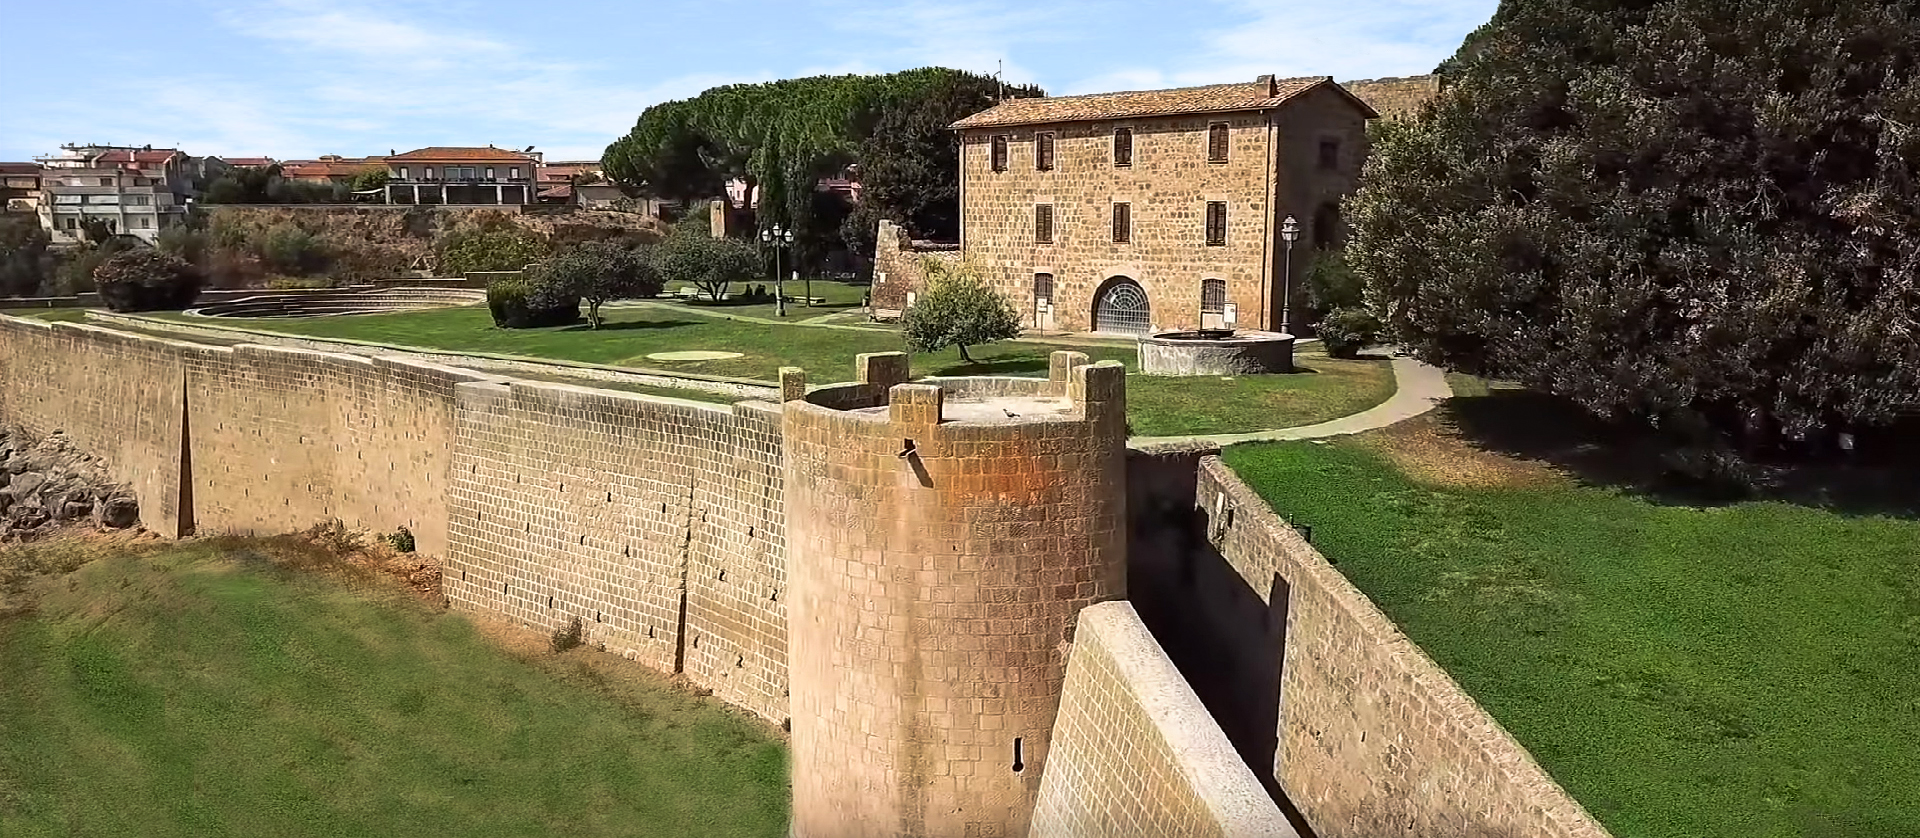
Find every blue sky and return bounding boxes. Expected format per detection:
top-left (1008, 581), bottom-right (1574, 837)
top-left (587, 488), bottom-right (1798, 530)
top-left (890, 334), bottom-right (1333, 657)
top-left (0, 0), bottom-right (1496, 164)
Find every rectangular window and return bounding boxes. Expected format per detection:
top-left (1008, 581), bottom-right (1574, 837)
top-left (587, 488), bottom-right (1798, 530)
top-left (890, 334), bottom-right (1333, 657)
top-left (1207, 123), bottom-right (1229, 163)
top-left (399, 167), bottom-right (409, 180)
top-left (99, 177), bottom-right (113, 186)
top-left (136, 216), bottom-right (150, 229)
top-left (510, 166), bottom-right (521, 180)
top-left (1035, 203), bottom-right (1054, 244)
top-left (486, 167), bottom-right (496, 181)
top-left (1113, 128), bottom-right (1132, 167)
top-left (1112, 202), bottom-right (1131, 244)
top-left (1205, 201), bottom-right (1227, 246)
top-left (990, 135), bottom-right (1009, 172)
top-left (425, 167), bottom-right (435, 180)
top-left (1035, 132), bottom-right (1055, 171)
top-left (1319, 139), bottom-right (1340, 170)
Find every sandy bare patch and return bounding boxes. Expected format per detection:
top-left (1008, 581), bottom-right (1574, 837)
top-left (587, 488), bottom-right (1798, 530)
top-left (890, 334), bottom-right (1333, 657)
top-left (1353, 412), bottom-right (1568, 490)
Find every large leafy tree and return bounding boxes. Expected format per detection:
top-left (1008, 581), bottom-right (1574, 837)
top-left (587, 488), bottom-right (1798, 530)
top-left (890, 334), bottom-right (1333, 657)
top-left (1347, 0), bottom-right (1920, 441)
top-left (604, 68), bottom-right (1042, 271)
top-left (654, 226), bottom-right (760, 302)
top-left (539, 241), bottom-right (661, 329)
top-left (843, 71), bottom-right (1044, 260)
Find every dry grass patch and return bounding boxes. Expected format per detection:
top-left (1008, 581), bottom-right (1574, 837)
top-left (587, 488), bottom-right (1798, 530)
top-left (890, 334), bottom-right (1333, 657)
top-left (1353, 410), bottom-right (1567, 490)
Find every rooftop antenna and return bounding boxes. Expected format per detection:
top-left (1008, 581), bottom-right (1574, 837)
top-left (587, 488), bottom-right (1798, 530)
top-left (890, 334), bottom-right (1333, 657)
top-left (997, 59), bottom-right (1005, 103)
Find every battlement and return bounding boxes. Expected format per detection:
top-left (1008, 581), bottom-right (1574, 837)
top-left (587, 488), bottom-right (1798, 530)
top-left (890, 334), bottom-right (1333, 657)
top-left (782, 349), bottom-right (1126, 431)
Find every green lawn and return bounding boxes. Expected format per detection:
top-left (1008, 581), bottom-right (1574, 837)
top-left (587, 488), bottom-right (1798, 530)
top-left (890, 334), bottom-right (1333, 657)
top-left (661, 278), bottom-right (871, 321)
top-left (1, 308), bottom-right (87, 322)
top-left (1223, 433), bottom-right (1920, 838)
top-left (0, 538), bottom-right (789, 838)
top-left (146, 305), bottom-right (1395, 436)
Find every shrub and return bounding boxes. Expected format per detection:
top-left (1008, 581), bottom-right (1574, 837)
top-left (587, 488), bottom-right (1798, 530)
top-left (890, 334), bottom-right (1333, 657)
top-left (257, 222), bottom-right (326, 275)
top-left (900, 258), bottom-right (1021, 363)
top-left (549, 616), bottom-right (584, 653)
top-left (1316, 307), bottom-right (1381, 359)
top-left (382, 527), bottom-right (416, 554)
top-left (93, 249), bottom-right (204, 312)
top-left (486, 275), bottom-right (580, 329)
top-left (438, 227), bottom-right (548, 275)
top-left (265, 275), bottom-right (336, 290)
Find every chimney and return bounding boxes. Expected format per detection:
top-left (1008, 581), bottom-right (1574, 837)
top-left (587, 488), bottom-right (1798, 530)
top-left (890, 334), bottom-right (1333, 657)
top-left (1258, 74), bottom-right (1275, 95)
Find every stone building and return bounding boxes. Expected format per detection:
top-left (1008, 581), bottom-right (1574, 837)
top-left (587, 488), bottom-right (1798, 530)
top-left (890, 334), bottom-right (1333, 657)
top-left (950, 75), bottom-right (1377, 335)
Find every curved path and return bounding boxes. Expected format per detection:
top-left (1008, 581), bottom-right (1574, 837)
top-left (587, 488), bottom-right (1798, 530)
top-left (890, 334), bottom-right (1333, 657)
top-left (1128, 353), bottom-right (1452, 448)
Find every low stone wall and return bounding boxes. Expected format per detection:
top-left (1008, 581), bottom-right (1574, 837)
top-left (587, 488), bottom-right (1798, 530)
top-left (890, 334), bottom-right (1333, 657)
top-left (1031, 600), bottom-right (1293, 838)
top-left (1340, 75), bottom-right (1444, 120)
top-left (1128, 455), bottom-right (1614, 838)
top-left (1139, 331), bottom-right (1295, 376)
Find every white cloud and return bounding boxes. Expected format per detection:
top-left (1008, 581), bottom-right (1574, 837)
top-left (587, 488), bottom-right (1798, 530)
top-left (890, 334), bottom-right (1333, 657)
top-left (1060, 0), bottom-right (1496, 94)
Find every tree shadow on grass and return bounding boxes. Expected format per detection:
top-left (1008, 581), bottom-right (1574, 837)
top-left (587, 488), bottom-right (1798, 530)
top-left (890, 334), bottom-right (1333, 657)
top-left (925, 355), bottom-right (1053, 377)
top-left (557, 319), bottom-right (702, 333)
top-left (1443, 389), bottom-right (1920, 519)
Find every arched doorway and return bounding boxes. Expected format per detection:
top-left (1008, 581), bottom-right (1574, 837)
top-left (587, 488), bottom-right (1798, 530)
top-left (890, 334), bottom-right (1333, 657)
top-left (1093, 276), bottom-right (1151, 335)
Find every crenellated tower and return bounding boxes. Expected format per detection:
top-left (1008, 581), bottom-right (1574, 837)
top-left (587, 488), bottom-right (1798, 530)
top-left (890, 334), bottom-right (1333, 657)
top-left (782, 350), bottom-right (1130, 838)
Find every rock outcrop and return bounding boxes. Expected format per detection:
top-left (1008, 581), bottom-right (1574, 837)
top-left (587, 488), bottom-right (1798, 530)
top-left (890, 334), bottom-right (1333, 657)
top-left (0, 429), bottom-right (140, 541)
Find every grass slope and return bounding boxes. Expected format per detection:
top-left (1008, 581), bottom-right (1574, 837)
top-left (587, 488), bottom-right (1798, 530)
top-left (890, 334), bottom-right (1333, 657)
top-left (0, 540), bottom-right (788, 838)
top-left (1223, 440), bottom-right (1920, 838)
top-left (152, 305), bottom-right (1395, 436)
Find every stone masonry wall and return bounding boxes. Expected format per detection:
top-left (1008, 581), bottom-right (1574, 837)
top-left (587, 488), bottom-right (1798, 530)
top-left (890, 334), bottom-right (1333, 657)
top-left (1192, 456), bottom-right (1610, 838)
top-left (441, 380), bottom-right (789, 722)
top-left (959, 110), bottom-right (1279, 333)
top-left (0, 319), bottom-right (189, 536)
top-left (869, 219), bottom-right (961, 315)
top-left (1030, 600), bottom-right (1293, 838)
top-left (1340, 75), bottom-right (1443, 120)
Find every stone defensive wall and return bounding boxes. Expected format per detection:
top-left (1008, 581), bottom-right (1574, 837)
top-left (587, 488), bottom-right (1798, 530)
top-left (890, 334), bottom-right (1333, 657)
top-left (0, 313), bottom-right (1610, 838)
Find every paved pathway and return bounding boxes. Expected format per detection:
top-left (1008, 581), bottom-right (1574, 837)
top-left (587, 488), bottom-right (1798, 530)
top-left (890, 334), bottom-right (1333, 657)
top-left (1129, 353), bottom-right (1452, 447)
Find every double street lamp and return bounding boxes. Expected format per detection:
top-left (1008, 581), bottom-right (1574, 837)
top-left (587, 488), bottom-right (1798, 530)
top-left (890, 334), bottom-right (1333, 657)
top-left (1279, 215), bottom-right (1300, 336)
top-left (761, 223), bottom-right (795, 317)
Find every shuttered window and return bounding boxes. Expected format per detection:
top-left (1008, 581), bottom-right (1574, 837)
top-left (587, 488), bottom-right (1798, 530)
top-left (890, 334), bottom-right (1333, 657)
top-left (1113, 128), bottom-right (1133, 167)
top-left (1035, 203), bottom-right (1054, 243)
top-left (1035, 132), bottom-right (1056, 171)
top-left (1205, 201), bottom-right (1227, 246)
top-left (991, 135), bottom-right (1009, 172)
top-left (1112, 202), bottom-right (1131, 244)
top-left (1207, 123), bottom-right (1229, 163)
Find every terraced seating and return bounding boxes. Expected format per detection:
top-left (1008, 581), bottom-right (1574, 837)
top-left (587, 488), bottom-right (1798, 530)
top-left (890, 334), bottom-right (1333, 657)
top-left (190, 287), bottom-right (485, 319)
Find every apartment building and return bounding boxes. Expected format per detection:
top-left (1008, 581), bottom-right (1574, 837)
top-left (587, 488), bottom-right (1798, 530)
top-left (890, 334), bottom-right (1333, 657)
top-left (33, 145), bottom-right (201, 244)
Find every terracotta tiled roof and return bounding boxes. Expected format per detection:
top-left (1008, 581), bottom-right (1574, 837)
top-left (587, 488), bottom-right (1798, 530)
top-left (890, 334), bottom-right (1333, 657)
top-left (537, 185), bottom-right (573, 199)
top-left (222, 157), bottom-right (276, 167)
top-left (951, 75), bottom-right (1375, 128)
top-left (0, 163), bottom-right (37, 175)
top-left (389, 146), bottom-right (536, 162)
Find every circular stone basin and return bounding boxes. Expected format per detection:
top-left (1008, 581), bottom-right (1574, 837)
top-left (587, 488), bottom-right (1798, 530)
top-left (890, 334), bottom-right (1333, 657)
top-left (646, 350), bottom-right (744, 362)
top-left (1139, 329), bottom-right (1296, 376)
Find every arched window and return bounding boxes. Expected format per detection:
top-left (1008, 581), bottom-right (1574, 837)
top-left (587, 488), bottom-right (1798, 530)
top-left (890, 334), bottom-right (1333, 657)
top-left (1313, 202), bottom-right (1343, 250)
top-left (1093, 276), bottom-right (1151, 335)
top-left (1200, 278), bottom-right (1227, 314)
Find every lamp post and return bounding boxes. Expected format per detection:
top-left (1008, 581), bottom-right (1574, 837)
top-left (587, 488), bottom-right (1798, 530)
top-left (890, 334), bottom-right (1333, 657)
top-left (761, 223), bottom-right (794, 316)
top-left (1279, 215), bottom-right (1300, 336)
